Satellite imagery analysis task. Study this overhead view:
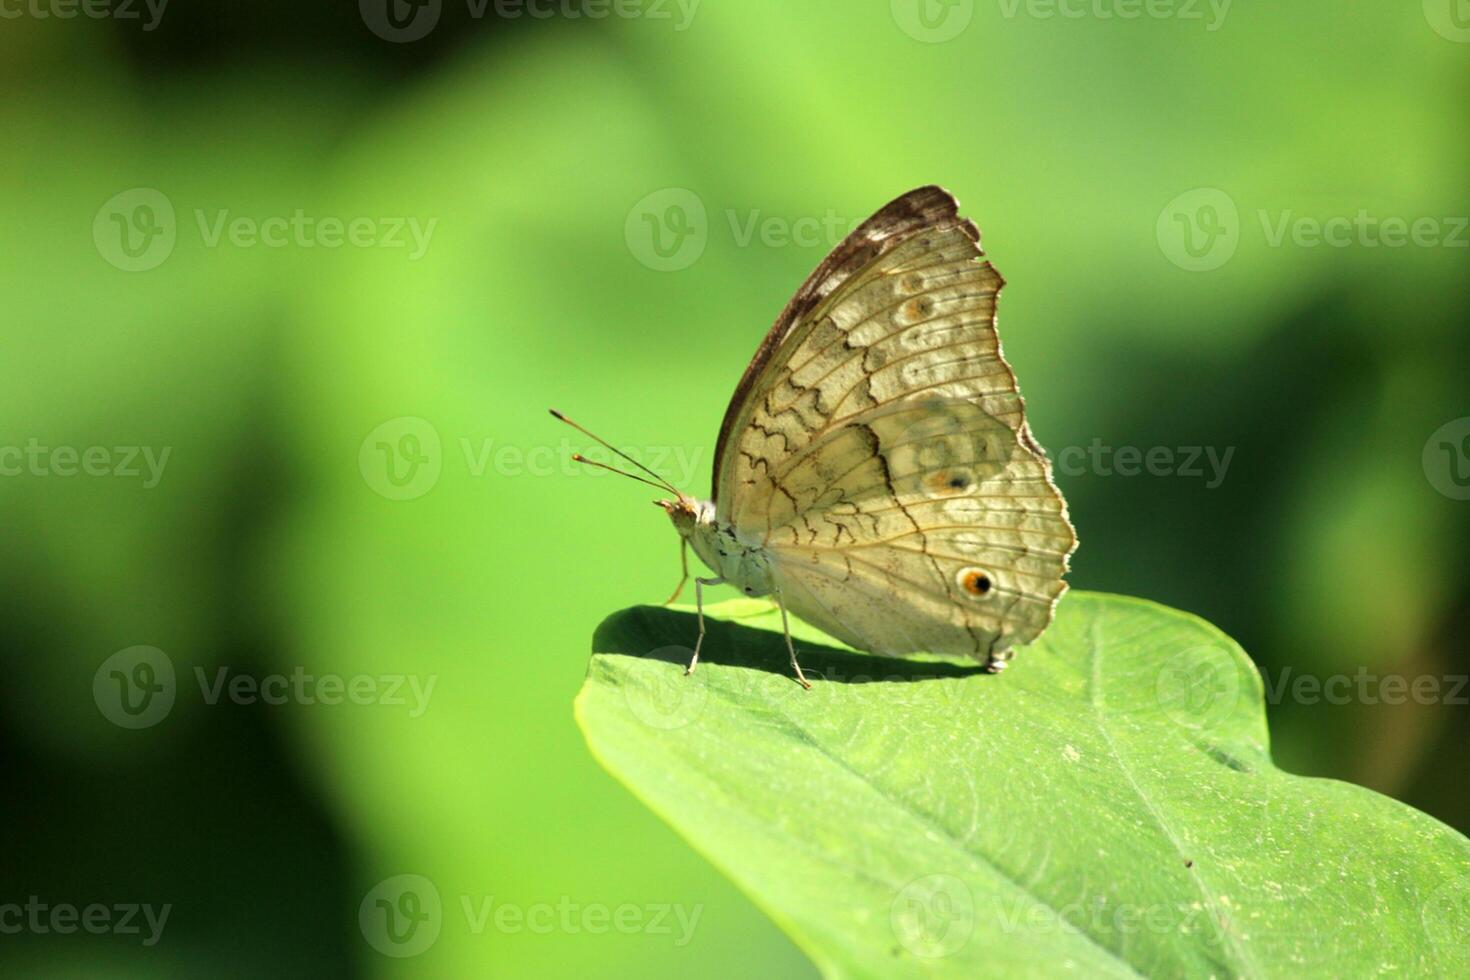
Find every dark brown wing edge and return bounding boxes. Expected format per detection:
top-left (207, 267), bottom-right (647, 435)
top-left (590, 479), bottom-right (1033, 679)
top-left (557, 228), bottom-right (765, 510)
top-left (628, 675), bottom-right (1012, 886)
top-left (710, 185), bottom-right (982, 501)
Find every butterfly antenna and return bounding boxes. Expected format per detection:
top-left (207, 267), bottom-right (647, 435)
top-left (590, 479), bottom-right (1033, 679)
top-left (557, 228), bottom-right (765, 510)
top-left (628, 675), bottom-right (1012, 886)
top-left (549, 409), bottom-right (680, 494)
top-left (569, 454), bottom-right (673, 492)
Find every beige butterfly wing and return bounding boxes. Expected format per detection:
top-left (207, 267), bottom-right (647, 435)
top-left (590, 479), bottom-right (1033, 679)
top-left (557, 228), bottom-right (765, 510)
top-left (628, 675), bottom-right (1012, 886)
top-left (712, 185), bottom-right (1076, 665)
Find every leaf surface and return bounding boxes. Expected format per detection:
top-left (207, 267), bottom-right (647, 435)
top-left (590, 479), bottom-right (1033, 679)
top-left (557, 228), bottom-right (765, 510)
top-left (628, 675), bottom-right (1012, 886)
top-left (576, 593), bottom-right (1470, 978)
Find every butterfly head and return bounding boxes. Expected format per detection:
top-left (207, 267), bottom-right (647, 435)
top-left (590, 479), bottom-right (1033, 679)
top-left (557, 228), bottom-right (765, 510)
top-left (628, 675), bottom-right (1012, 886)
top-left (655, 494), bottom-right (712, 534)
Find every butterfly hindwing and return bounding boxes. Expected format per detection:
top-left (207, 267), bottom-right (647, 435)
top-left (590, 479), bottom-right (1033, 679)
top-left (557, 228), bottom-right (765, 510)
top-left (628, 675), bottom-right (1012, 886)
top-left (712, 186), bottom-right (1075, 662)
top-left (758, 397), bottom-right (1073, 660)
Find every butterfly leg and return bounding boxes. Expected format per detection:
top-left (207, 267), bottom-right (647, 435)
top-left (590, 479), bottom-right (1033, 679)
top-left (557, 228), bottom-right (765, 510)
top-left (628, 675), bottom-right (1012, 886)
top-left (685, 576), bottom-right (724, 677)
top-left (664, 539), bottom-right (690, 605)
top-left (774, 589), bottom-right (813, 690)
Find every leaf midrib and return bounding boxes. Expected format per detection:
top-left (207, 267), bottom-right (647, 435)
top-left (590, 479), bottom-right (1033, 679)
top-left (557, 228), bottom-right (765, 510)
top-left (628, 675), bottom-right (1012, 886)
top-left (1085, 608), bottom-right (1265, 980)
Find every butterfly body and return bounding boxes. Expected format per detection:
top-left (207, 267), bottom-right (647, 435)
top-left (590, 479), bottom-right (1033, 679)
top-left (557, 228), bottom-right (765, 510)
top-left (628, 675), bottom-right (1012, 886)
top-left (662, 496), bottom-right (774, 598)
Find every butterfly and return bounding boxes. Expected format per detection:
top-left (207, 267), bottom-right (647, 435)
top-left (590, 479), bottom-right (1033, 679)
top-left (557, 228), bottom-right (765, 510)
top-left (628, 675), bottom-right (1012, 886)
top-left (554, 185), bottom-right (1076, 688)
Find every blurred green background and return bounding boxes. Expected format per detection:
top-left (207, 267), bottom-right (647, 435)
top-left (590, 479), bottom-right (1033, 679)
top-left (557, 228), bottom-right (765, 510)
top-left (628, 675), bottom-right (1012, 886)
top-left (2, 1), bottom-right (1468, 976)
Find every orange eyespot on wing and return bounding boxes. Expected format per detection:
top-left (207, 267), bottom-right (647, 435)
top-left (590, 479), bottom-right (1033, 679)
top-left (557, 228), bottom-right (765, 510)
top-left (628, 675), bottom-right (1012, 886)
top-left (958, 567), bottom-right (994, 598)
top-left (927, 469), bottom-right (975, 495)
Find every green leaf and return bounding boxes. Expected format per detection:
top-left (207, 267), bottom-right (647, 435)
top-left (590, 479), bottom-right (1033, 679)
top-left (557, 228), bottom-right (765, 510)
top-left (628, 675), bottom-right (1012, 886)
top-left (575, 592), bottom-right (1470, 978)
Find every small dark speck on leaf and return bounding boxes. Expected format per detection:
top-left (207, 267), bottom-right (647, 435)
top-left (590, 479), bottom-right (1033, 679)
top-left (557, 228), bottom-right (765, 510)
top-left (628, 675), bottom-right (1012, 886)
top-left (1205, 745), bottom-right (1254, 773)
top-left (1185, 859), bottom-right (1194, 868)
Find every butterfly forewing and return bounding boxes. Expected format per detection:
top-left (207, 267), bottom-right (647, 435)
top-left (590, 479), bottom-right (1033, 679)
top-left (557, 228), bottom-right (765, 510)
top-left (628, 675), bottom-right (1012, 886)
top-left (712, 186), bottom-right (1076, 664)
